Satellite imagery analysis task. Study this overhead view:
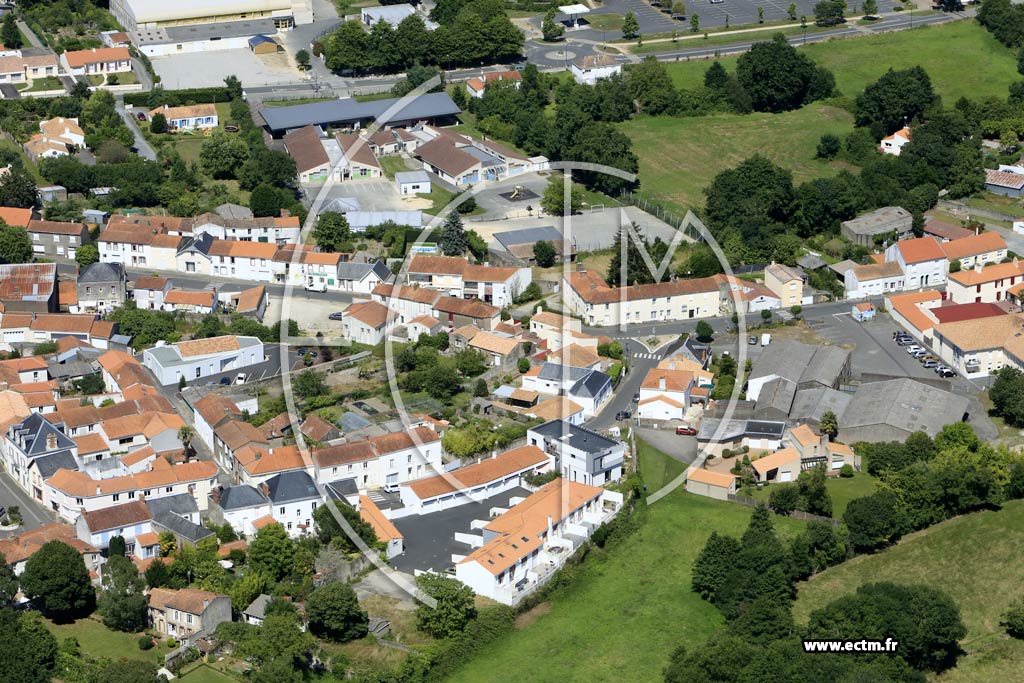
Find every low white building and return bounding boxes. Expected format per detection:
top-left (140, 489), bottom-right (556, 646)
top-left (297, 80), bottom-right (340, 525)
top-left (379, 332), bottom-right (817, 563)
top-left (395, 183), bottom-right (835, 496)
top-left (454, 480), bottom-right (622, 605)
top-left (149, 104), bottom-right (218, 132)
top-left (571, 54), bottom-right (621, 85)
top-left (844, 261), bottom-right (905, 300)
top-left (637, 367), bottom-right (694, 422)
top-left (883, 236), bottom-right (947, 290)
top-left (263, 470), bottom-right (322, 538)
top-left (395, 170), bottom-right (431, 197)
top-left (142, 335), bottom-right (265, 387)
top-left (940, 231), bottom-right (1008, 271)
top-left (946, 258), bottom-right (1024, 304)
top-left (131, 276), bottom-right (171, 310)
top-left (341, 301), bottom-right (398, 345)
top-left (880, 127), bottom-right (911, 156)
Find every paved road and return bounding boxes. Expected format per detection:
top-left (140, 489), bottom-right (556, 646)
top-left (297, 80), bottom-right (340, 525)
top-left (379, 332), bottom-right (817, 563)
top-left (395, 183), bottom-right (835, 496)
top-left (0, 471), bottom-right (54, 537)
top-left (16, 20), bottom-right (43, 49)
top-left (114, 95), bottom-right (157, 161)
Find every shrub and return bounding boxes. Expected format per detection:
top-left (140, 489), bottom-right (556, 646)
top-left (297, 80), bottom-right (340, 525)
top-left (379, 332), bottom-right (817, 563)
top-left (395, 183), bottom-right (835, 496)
top-left (166, 638), bottom-right (177, 648)
top-left (517, 357), bottom-right (530, 373)
top-left (839, 464), bottom-right (854, 478)
top-left (722, 448), bottom-right (735, 459)
top-left (138, 636), bottom-right (154, 650)
top-left (1002, 597), bottom-right (1024, 639)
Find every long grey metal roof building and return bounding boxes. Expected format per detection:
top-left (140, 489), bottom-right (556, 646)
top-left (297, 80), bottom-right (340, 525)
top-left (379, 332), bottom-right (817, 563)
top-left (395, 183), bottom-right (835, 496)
top-left (258, 92), bottom-right (462, 136)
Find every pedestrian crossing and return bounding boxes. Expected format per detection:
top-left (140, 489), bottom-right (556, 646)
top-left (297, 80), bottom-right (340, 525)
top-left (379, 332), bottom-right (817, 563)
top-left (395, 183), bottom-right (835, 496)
top-left (632, 352), bottom-right (660, 360)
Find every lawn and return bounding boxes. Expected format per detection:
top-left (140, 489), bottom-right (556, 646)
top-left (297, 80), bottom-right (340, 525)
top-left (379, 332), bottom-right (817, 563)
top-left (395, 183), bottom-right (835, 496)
top-left (0, 139), bottom-right (40, 181)
top-left (620, 101), bottom-right (855, 212)
top-left (793, 500), bottom-right (1024, 683)
top-left (44, 616), bottom-right (165, 664)
top-left (661, 20), bottom-right (1016, 102)
top-left (747, 470), bottom-right (877, 518)
top-left (445, 491), bottom-right (806, 683)
top-left (177, 663), bottom-right (240, 683)
top-left (378, 154), bottom-right (409, 179)
top-left (586, 13), bottom-right (624, 31)
top-left (637, 439), bottom-right (686, 491)
top-left (802, 20), bottom-right (1017, 104)
top-left (26, 76), bottom-right (63, 92)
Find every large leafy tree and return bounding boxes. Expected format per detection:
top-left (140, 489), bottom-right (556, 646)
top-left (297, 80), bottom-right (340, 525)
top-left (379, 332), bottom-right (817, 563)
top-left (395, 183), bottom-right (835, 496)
top-left (92, 659), bottom-right (161, 683)
top-left (540, 175), bottom-right (583, 216)
top-left (691, 531), bottom-right (741, 601)
top-left (20, 541), bottom-right (94, 620)
top-left (306, 582), bottom-right (368, 642)
top-left (98, 555), bottom-right (148, 632)
top-left (735, 34), bottom-right (829, 112)
top-left (0, 168), bottom-right (39, 209)
top-left (312, 212), bottom-right (350, 252)
top-left (0, 609), bottom-right (57, 683)
top-left (567, 122), bottom-right (639, 195)
top-left (990, 367), bottom-right (1024, 427)
top-left (843, 490), bottom-right (906, 552)
top-left (704, 155), bottom-right (794, 245)
top-left (200, 131), bottom-right (250, 179)
top-left (312, 500), bottom-right (378, 550)
top-left (607, 223), bottom-right (658, 287)
top-left (625, 57), bottom-right (677, 115)
top-left (854, 66), bottom-right (937, 137)
top-left (807, 582), bottom-right (966, 671)
top-left (248, 523), bottom-right (295, 582)
top-left (415, 573), bottom-right (477, 638)
top-left (0, 226), bottom-right (32, 264)
top-left (0, 551), bottom-right (17, 606)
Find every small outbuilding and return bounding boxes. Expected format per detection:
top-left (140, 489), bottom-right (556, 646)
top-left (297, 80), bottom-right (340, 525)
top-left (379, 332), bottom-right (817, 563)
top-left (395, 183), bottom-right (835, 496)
top-left (248, 35), bottom-right (281, 55)
top-left (685, 468), bottom-right (737, 500)
top-left (395, 170), bottom-right (431, 197)
top-left (851, 302), bottom-right (876, 322)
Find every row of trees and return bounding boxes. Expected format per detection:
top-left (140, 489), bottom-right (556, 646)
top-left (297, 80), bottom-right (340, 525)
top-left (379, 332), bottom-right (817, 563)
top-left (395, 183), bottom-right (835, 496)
top-left (324, 0), bottom-right (523, 74)
top-left (680, 506), bottom-right (966, 681)
top-left (843, 423), bottom-right (1024, 553)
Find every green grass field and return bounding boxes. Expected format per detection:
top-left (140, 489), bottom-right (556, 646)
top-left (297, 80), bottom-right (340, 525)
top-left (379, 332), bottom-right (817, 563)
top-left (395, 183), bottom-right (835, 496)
top-left (378, 155), bottom-right (409, 179)
top-left (662, 21), bottom-right (1016, 102)
top-left (620, 102), bottom-right (855, 212)
top-left (746, 470), bottom-right (878, 518)
top-left (794, 500), bottom-right (1024, 683)
top-left (637, 439), bottom-right (686, 491)
top-left (44, 617), bottom-right (165, 664)
top-left (445, 492), bottom-right (806, 683)
top-left (178, 663), bottom-right (240, 683)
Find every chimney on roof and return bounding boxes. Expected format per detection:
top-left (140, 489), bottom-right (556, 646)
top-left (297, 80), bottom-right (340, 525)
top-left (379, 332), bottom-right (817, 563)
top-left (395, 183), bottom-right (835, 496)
top-left (211, 486), bottom-right (221, 505)
top-left (260, 482), bottom-right (269, 497)
top-left (976, 260), bottom-right (984, 274)
top-left (547, 515), bottom-right (553, 538)
top-left (659, 377), bottom-right (666, 391)
top-left (46, 432), bottom-right (57, 451)
top-left (203, 598), bottom-right (209, 609)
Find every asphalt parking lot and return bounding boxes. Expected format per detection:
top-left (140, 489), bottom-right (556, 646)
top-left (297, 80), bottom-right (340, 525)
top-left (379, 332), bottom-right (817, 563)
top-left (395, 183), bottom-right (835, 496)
top-left (805, 311), bottom-right (947, 383)
top-left (391, 486), bottom-right (532, 574)
top-left (312, 178), bottom-right (409, 213)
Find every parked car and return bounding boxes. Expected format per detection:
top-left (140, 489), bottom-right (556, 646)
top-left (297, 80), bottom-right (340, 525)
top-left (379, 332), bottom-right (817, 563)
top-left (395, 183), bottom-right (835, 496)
top-left (136, 112), bottom-right (146, 121)
top-left (748, 336), bottom-right (758, 345)
top-left (234, 373), bottom-right (247, 385)
top-left (328, 312), bottom-right (344, 321)
top-left (676, 426), bottom-right (697, 436)
top-left (632, 392), bottom-right (640, 402)
top-left (896, 337), bottom-right (915, 346)
top-left (906, 345), bottom-right (924, 354)
top-left (219, 377), bottom-right (230, 385)
top-left (936, 366), bottom-right (956, 377)
top-left (615, 410), bottom-right (632, 421)
top-left (923, 360), bottom-right (940, 369)
top-left (919, 355), bottom-right (939, 363)
top-left (910, 349), bottom-right (928, 359)
top-left (304, 281), bottom-right (327, 293)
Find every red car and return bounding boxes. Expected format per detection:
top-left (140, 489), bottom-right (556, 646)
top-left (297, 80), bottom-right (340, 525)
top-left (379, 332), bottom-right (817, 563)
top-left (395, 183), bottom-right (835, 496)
top-left (676, 426), bottom-right (697, 436)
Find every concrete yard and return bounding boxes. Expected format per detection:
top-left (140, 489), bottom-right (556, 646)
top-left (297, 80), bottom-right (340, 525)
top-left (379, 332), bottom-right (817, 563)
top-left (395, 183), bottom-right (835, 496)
top-left (151, 48), bottom-right (303, 89)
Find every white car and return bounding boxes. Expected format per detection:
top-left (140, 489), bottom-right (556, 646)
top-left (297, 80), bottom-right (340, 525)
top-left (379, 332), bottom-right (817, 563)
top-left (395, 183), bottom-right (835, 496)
top-left (304, 281), bottom-right (327, 293)
top-left (906, 345), bottom-right (923, 354)
top-left (233, 373), bottom-right (247, 385)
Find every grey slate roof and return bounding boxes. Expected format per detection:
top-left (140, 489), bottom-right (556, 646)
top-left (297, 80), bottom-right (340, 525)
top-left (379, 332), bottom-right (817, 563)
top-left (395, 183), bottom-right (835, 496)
top-left (32, 450), bottom-right (78, 478)
top-left (214, 484), bottom-right (269, 511)
top-left (697, 418), bottom-right (786, 443)
top-left (537, 362), bottom-right (591, 383)
top-left (796, 254), bottom-right (827, 270)
top-left (244, 594), bottom-right (273, 620)
top-left (153, 512), bottom-right (215, 544)
top-left (146, 493), bottom-right (199, 519)
top-left (10, 413), bottom-right (76, 457)
top-left (324, 478), bottom-right (359, 504)
top-left (78, 261), bottom-right (124, 284)
top-left (337, 260), bottom-right (391, 282)
top-left (265, 470), bottom-right (319, 504)
top-left (344, 211), bottom-right (422, 230)
top-left (258, 92), bottom-right (462, 133)
top-left (570, 370), bottom-right (611, 399)
top-left (530, 420), bottom-right (618, 454)
top-left (178, 232), bottom-right (214, 256)
top-left (840, 379), bottom-right (970, 437)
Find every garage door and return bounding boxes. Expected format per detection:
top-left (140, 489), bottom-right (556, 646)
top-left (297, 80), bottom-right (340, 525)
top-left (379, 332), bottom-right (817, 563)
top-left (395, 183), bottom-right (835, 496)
top-left (779, 471), bottom-right (793, 482)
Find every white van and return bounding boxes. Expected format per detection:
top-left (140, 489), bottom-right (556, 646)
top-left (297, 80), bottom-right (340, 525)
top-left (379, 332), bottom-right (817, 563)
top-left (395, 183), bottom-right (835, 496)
top-left (304, 280), bottom-right (327, 293)
top-left (761, 333), bottom-right (771, 347)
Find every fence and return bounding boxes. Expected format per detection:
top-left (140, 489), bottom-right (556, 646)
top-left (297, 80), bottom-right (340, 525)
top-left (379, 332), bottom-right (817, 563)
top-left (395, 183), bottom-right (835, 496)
top-left (727, 494), bottom-right (841, 527)
top-left (619, 190), bottom-right (705, 243)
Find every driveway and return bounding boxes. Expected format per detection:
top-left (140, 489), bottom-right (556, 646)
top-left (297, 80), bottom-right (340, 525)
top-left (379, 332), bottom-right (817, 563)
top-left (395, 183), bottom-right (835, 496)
top-left (0, 471), bottom-right (53, 537)
top-left (115, 96), bottom-right (157, 161)
top-left (637, 427), bottom-right (698, 466)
